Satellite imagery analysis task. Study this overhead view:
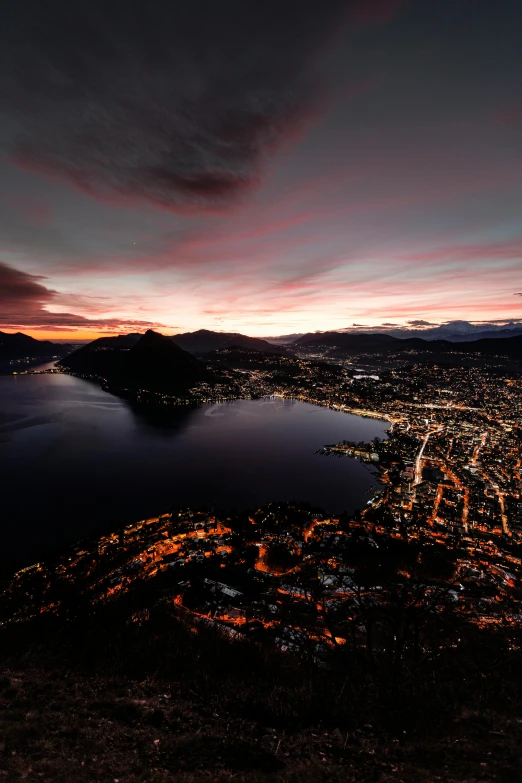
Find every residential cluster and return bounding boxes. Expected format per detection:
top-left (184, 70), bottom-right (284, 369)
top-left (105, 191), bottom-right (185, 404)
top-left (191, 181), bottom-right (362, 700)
top-left (7, 347), bottom-right (521, 658)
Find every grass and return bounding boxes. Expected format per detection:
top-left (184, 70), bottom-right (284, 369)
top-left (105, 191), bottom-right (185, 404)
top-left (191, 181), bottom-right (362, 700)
top-left (1, 608), bottom-right (522, 782)
top-left (1, 666), bottom-right (521, 782)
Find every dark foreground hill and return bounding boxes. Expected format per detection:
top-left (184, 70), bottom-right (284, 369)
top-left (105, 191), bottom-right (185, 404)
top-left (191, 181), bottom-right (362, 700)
top-left (172, 329), bottom-right (287, 356)
top-left (1, 600), bottom-right (521, 783)
top-left (59, 330), bottom-right (213, 393)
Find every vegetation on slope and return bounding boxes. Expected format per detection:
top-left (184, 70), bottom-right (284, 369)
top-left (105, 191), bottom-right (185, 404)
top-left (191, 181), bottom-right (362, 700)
top-left (2, 578), bottom-right (522, 781)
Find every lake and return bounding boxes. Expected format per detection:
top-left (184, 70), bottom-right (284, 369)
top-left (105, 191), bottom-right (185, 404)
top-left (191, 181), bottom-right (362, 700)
top-left (0, 372), bottom-right (388, 560)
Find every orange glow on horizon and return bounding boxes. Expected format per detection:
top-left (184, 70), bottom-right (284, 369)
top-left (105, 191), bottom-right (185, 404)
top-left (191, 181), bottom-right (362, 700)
top-left (4, 328), bottom-right (178, 342)
top-left (3, 306), bottom-right (522, 344)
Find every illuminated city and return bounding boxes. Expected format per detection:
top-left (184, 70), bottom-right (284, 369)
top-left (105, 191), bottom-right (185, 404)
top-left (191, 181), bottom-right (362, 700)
top-left (1, 0), bottom-right (522, 779)
top-left (4, 351), bottom-right (522, 648)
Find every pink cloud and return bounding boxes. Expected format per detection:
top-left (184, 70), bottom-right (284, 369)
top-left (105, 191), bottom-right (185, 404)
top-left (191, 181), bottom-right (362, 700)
top-left (397, 239), bottom-right (522, 263)
top-left (0, 261), bottom-right (169, 332)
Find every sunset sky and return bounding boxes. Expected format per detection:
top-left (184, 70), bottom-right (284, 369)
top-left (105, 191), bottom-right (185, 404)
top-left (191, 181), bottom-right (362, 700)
top-left (1, 0), bottom-right (521, 341)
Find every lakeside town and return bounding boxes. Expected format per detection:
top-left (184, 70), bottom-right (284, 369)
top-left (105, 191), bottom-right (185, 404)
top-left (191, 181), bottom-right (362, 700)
top-left (3, 350), bottom-right (522, 662)
top-left (31, 341), bottom-right (522, 550)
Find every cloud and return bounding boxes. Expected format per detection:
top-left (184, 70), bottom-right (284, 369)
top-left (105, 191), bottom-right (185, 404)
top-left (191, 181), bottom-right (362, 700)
top-left (0, 261), bottom-right (166, 331)
top-left (397, 239), bottom-right (522, 264)
top-left (0, 0), bottom-right (377, 213)
top-left (0, 1), bottom-right (407, 214)
top-left (407, 319), bottom-right (436, 326)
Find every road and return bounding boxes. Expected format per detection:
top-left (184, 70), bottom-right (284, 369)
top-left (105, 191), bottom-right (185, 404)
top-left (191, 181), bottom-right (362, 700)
top-left (414, 426), bottom-right (443, 486)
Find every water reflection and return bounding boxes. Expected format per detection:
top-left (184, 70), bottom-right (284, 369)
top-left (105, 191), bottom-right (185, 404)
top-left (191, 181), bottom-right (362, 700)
top-left (0, 373), bottom-right (388, 562)
top-left (126, 400), bottom-right (198, 434)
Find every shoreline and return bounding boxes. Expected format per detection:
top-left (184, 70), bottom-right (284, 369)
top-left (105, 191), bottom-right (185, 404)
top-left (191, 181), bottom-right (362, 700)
top-left (27, 367), bottom-right (395, 427)
top-left (1, 372), bottom-right (391, 568)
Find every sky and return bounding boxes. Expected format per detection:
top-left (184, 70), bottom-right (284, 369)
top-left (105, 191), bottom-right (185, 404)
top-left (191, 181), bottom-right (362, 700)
top-left (0, 0), bottom-right (521, 341)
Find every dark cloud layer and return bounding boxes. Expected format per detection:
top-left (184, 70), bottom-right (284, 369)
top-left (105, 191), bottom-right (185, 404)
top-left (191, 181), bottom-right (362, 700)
top-left (0, 0), bottom-right (377, 211)
top-left (0, 262), bottom-right (54, 315)
top-left (0, 262), bottom-right (164, 330)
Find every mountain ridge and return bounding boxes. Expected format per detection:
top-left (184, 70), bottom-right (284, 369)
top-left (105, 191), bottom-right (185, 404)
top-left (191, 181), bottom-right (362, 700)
top-left (0, 330), bottom-right (74, 370)
top-left (59, 329), bottom-right (213, 393)
top-left (286, 320), bottom-right (522, 344)
top-left (293, 331), bottom-right (522, 358)
top-left (171, 329), bottom-right (287, 355)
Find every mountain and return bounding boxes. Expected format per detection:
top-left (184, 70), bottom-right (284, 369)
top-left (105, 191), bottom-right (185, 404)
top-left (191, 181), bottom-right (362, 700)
top-left (262, 333), bottom-right (305, 345)
top-left (383, 335), bottom-right (522, 358)
top-left (293, 331), bottom-right (522, 360)
top-left (294, 332), bottom-right (398, 351)
top-left (323, 321), bottom-right (522, 342)
top-left (0, 330), bottom-right (73, 369)
top-left (446, 333), bottom-right (522, 357)
top-left (387, 320), bottom-right (522, 342)
top-left (59, 330), bottom-right (212, 393)
top-left (202, 344), bottom-right (296, 372)
top-left (171, 329), bottom-right (286, 355)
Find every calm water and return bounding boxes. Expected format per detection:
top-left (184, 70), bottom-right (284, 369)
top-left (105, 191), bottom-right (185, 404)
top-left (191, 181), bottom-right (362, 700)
top-left (0, 372), bottom-right (388, 559)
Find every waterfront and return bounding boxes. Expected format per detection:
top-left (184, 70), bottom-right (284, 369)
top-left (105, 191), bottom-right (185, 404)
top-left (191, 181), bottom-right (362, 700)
top-left (0, 372), bottom-right (388, 559)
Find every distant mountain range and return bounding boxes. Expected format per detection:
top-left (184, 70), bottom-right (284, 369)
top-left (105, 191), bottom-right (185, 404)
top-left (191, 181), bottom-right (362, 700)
top-left (264, 321), bottom-right (522, 345)
top-left (171, 329), bottom-right (286, 355)
top-left (293, 331), bottom-right (522, 359)
top-left (0, 330), bottom-right (73, 370)
top-left (383, 320), bottom-right (522, 342)
top-left (294, 333), bottom-right (397, 350)
top-left (262, 333), bottom-right (305, 346)
top-left (3, 324), bottom-right (522, 384)
top-left (59, 330), bottom-right (213, 393)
